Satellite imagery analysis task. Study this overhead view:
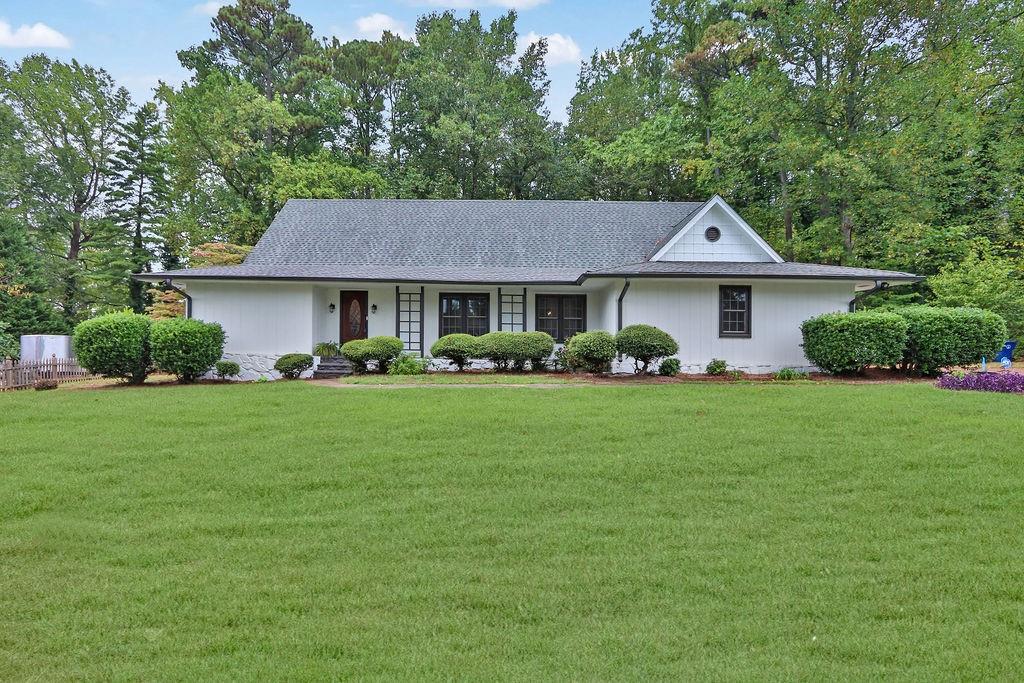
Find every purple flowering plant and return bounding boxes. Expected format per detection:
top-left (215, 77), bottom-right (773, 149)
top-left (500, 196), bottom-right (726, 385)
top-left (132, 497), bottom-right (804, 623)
top-left (937, 371), bottom-right (1024, 393)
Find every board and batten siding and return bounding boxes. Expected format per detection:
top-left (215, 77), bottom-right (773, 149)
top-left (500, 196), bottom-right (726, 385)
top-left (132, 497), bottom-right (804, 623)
top-left (655, 204), bottom-right (771, 263)
top-left (619, 278), bottom-right (855, 372)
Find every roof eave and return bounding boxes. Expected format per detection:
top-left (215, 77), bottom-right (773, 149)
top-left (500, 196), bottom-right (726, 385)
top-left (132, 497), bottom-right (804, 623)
top-left (581, 272), bottom-right (923, 282)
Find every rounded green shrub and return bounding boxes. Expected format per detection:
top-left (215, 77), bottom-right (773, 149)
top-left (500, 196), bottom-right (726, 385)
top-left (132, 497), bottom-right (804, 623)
top-left (522, 331), bottom-right (555, 371)
top-left (215, 360), bottom-right (241, 379)
top-left (564, 331), bottom-right (616, 373)
top-left (616, 324), bottom-right (679, 374)
top-left (274, 353), bottom-right (314, 379)
top-left (151, 318), bottom-right (226, 382)
top-left (430, 333), bottom-right (483, 371)
top-left (478, 331), bottom-right (520, 371)
top-left (72, 311), bottom-right (152, 384)
top-left (895, 306), bottom-right (1007, 375)
top-left (341, 339), bottom-right (370, 373)
top-left (705, 359), bottom-right (728, 375)
top-left (364, 336), bottom-right (404, 373)
top-left (801, 311), bottom-right (908, 374)
top-left (658, 357), bottom-right (681, 376)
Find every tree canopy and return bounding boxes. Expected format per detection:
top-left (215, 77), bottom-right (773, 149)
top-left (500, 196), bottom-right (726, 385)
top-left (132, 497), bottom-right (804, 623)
top-left (0, 0), bottom-right (1022, 334)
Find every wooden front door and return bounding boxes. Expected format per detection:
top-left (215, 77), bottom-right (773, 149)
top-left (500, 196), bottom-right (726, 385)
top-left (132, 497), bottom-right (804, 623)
top-left (340, 291), bottom-right (369, 343)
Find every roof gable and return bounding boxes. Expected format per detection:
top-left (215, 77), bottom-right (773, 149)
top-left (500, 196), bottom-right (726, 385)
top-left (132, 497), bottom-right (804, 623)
top-left (648, 196), bottom-right (783, 263)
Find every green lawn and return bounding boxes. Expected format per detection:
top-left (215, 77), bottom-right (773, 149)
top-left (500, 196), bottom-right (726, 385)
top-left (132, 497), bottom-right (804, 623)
top-left (335, 372), bottom-right (580, 384)
top-left (2, 381), bottom-right (1022, 679)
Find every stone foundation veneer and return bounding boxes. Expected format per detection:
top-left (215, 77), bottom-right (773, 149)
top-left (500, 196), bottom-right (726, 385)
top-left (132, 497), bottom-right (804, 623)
top-left (209, 352), bottom-right (317, 381)
top-left (212, 352), bottom-right (813, 380)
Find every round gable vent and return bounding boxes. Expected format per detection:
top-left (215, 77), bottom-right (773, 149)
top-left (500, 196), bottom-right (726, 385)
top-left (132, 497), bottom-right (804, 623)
top-left (704, 226), bottom-right (721, 242)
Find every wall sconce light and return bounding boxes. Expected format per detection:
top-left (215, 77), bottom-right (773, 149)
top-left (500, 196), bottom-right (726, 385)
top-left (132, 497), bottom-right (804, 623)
top-left (328, 303), bottom-right (336, 313)
top-left (370, 304), bottom-right (378, 314)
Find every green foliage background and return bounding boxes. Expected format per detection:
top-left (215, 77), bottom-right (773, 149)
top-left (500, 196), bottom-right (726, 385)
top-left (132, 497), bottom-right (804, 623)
top-left (2, 0), bottom-right (1023, 335)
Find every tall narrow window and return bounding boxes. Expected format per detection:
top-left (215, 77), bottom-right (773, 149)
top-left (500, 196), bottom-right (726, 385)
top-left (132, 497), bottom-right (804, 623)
top-left (439, 293), bottom-right (490, 336)
top-left (499, 290), bottom-right (526, 332)
top-left (536, 294), bottom-right (586, 343)
top-left (397, 288), bottom-right (424, 354)
top-left (719, 285), bottom-right (751, 338)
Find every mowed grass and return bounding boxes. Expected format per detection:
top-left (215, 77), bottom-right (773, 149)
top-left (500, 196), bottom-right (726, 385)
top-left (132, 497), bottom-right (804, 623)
top-left (1, 382), bottom-right (1023, 680)
top-left (335, 372), bottom-right (580, 385)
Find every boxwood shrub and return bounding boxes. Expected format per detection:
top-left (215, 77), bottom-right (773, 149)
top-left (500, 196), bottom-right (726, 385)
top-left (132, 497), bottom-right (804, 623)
top-left (151, 318), bottom-right (226, 382)
top-left (430, 333), bottom-right (483, 371)
top-left (341, 339), bottom-right (370, 373)
top-left (522, 331), bottom-right (555, 371)
top-left (616, 324), bottom-right (679, 374)
top-left (215, 360), bottom-right (241, 380)
top-left (364, 336), bottom-right (404, 373)
top-left (478, 331), bottom-right (519, 371)
top-left (564, 331), bottom-right (617, 373)
top-left (274, 353), bottom-right (313, 379)
top-left (896, 306), bottom-right (1007, 375)
top-left (343, 336), bottom-right (405, 373)
top-left (72, 311), bottom-right (152, 384)
top-left (801, 311), bottom-right (908, 374)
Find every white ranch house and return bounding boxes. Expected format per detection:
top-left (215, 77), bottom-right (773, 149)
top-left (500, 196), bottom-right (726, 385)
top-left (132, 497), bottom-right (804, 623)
top-left (138, 197), bottom-right (919, 379)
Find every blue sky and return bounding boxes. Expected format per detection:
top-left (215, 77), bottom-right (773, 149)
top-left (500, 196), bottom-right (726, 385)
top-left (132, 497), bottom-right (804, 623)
top-left (0, 0), bottom-right (653, 121)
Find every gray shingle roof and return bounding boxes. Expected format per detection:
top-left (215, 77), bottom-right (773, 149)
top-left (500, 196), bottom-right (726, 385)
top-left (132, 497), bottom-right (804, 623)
top-left (246, 199), bottom-right (705, 269)
top-left (141, 199), bottom-right (919, 284)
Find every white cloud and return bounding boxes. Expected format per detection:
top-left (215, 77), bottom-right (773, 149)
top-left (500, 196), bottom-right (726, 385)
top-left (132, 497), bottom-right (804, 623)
top-left (0, 20), bottom-right (71, 49)
top-left (517, 31), bottom-right (580, 66)
top-left (418, 0), bottom-right (549, 9)
top-left (192, 1), bottom-right (227, 17)
top-left (353, 13), bottom-right (413, 40)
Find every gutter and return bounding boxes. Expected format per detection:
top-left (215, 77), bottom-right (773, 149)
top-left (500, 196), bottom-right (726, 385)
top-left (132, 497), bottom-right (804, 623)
top-left (616, 278), bottom-right (631, 331)
top-left (164, 278), bottom-right (192, 319)
top-left (848, 280), bottom-right (888, 312)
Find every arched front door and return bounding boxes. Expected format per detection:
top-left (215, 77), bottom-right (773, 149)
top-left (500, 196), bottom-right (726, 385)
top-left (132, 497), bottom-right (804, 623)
top-left (340, 290), bottom-right (369, 343)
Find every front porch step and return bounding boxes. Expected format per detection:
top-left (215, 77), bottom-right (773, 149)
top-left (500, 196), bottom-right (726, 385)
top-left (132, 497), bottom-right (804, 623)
top-left (313, 357), bottom-right (354, 379)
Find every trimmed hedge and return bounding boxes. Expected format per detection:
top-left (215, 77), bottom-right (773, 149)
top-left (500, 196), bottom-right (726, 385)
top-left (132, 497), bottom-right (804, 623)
top-left (616, 324), bottom-right (679, 374)
top-left (897, 306), bottom-right (1007, 375)
top-left (801, 311), bottom-right (908, 374)
top-left (522, 331), bottom-right (555, 371)
top-left (430, 333), bottom-right (483, 371)
top-left (215, 360), bottom-right (241, 379)
top-left (478, 331), bottom-right (519, 371)
top-left (274, 353), bottom-right (313, 379)
top-left (342, 336), bottom-right (404, 373)
top-left (151, 318), bottom-right (225, 382)
top-left (341, 339), bottom-right (370, 373)
top-left (72, 311), bottom-right (152, 384)
top-left (565, 331), bottom-right (616, 373)
top-left (365, 336), bottom-right (404, 373)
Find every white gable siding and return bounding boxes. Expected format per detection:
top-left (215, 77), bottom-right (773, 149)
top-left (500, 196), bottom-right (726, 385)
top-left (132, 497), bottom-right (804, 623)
top-left (655, 204), bottom-right (773, 263)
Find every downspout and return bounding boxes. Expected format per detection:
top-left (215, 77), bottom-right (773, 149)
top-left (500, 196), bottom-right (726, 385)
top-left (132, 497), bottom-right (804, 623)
top-left (849, 280), bottom-right (888, 312)
top-left (617, 278), bottom-right (631, 331)
top-left (164, 278), bottom-right (192, 319)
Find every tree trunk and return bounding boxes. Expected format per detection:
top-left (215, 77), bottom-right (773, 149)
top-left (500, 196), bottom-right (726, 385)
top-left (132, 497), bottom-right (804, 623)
top-left (839, 201), bottom-right (854, 260)
top-left (779, 169), bottom-right (793, 261)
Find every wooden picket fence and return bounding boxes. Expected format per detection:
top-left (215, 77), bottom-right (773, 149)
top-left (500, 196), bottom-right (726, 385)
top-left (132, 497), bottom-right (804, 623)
top-left (0, 355), bottom-right (96, 391)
